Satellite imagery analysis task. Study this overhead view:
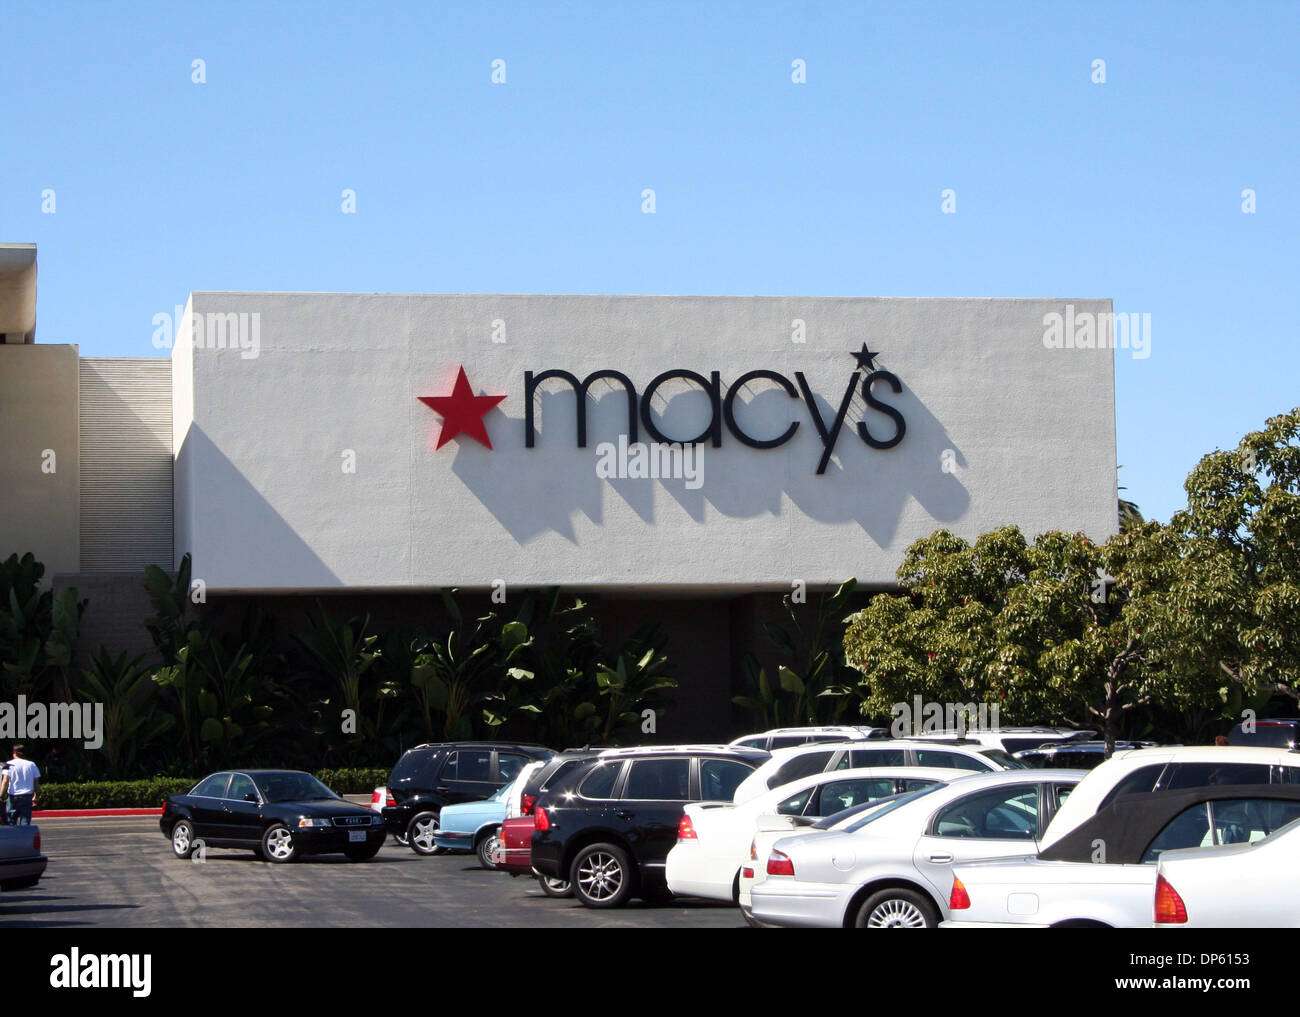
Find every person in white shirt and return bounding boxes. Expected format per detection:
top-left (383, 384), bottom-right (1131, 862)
top-left (0, 746), bottom-right (40, 826)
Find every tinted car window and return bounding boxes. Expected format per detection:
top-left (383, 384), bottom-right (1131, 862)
top-left (579, 762), bottom-right (622, 799)
top-left (734, 737), bottom-right (767, 750)
top-left (1210, 799), bottom-right (1300, 843)
top-left (700, 759), bottom-right (754, 801)
top-left (904, 778), bottom-right (941, 792)
top-left (771, 751), bottom-right (835, 787)
top-left (192, 773), bottom-right (230, 798)
top-left (1099, 764), bottom-right (1165, 808)
top-left (814, 778), bottom-right (895, 815)
top-left (227, 773), bottom-right (257, 801)
top-left (933, 787), bottom-right (1040, 839)
top-left (624, 759), bottom-right (691, 801)
top-left (498, 753), bottom-right (530, 782)
top-left (1002, 738), bottom-right (1057, 754)
top-left (391, 749), bottom-right (440, 786)
top-left (443, 750), bottom-right (493, 782)
top-left (850, 748), bottom-right (905, 767)
top-left (1141, 804), bottom-right (1213, 862)
top-left (916, 749), bottom-right (990, 772)
top-left (769, 736), bottom-right (808, 749)
top-left (540, 759), bottom-right (585, 793)
top-left (777, 788), bottom-right (814, 815)
top-left (1164, 762), bottom-right (1273, 790)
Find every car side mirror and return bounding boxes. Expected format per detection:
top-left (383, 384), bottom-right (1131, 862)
top-left (244, 794), bottom-right (259, 803)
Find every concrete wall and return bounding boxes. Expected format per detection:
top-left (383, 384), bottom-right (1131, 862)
top-left (172, 293), bottom-right (1118, 593)
top-left (0, 343), bottom-right (79, 581)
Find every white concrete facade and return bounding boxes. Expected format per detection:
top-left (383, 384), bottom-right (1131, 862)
top-left (171, 293), bottom-right (1117, 593)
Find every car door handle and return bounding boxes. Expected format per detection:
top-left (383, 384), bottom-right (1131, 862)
top-left (928, 854), bottom-right (954, 864)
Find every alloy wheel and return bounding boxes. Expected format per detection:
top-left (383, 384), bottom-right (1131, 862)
top-left (576, 851), bottom-right (624, 901)
top-left (866, 898), bottom-right (928, 928)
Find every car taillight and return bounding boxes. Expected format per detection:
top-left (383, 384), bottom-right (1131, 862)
top-left (741, 867), bottom-right (754, 879)
top-left (33, 832), bottom-right (39, 853)
top-left (677, 814), bottom-right (697, 840)
top-left (385, 790), bottom-right (397, 808)
top-left (370, 790), bottom-right (382, 807)
top-left (522, 795), bottom-right (537, 816)
top-left (1154, 873), bottom-right (1188, 924)
top-left (749, 839), bottom-right (757, 861)
top-left (949, 876), bottom-right (970, 910)
top-left (535, 807), bottom-right (550, 832)
top-left (766, 849), bottom-right (795, 877)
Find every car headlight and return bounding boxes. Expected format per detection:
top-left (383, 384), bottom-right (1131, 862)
top-left (297, 817), bottom-right (332, 827)
top-left (372, 814), bottom-right (384, 825)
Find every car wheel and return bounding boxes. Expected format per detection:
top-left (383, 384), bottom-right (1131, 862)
top-left (853, 888), bottom-right (938, 929)
top-left (344, 842), bottom-right (382, 862)
top-left (392, 832), bottom-right (409, 847)
top-left (476, 827), bottom-right (502, 870)
top-left (407, 812), bottom-right (443, 855)
top-left (170, 820), bottom-right (197, 860)
top-left (536, 874), bottom-right (572, 898)
top-left (260, 823), bottom-right (297, 863)
top-left (570, 843), bottom-right (635, 909)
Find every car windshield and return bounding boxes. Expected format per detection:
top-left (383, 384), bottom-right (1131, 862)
top-left (843, 783), bottom-right (946, 833)
top-left (254, 772), bottom-right (339, 803)
top-left (490, 781), bottom-right (513, 803)
top-left (981, 749), bottom-right (1030, 769)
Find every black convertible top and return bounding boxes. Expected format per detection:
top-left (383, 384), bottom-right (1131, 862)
top-left (1039, 783), bottom-right (1300, 864)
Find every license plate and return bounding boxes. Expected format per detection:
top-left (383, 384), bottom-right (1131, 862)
top-left (348, 830), bottom-right (366, 842)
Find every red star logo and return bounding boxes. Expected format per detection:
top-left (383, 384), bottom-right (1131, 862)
top-left (418, 367), bottom-right (506, 450)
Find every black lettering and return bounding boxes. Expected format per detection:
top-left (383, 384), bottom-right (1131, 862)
top-left (796, 371), bottom-right (858, 474)
top-left (858, 370), bottom-right (906, 449)
top-left (723, 370), bottom-right (800, 449)
top-left (524, 369), bottom-right (638, 448)
top-left (640, 370), bottom-right (722, 446)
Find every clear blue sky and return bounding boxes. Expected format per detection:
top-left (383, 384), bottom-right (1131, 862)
top-left (4, 1), bottom-right (1297, 524)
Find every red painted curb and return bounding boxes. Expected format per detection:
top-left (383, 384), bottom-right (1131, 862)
top-left (32, 808), bottom-right (162, 818)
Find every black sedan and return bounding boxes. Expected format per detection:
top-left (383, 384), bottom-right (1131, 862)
top-left (160, 770), bottom-right (386, 863)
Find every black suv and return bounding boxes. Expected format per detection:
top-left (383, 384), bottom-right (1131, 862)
top-left (531, 746), bottom-right (769, 908)
top-left (382, 741), bottom-right (552, 854)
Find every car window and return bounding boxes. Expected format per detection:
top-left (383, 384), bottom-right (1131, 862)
top-left (843, 784), bottom-right (945, 832)
top-left (770, 736), bottom-right (808, 749)
top-left (771, 751), bottom-right (835, 787)
top-left (735, 737), bottom-right (767, 750)
top-left (1209, 799), bottom-right (1300, 844)
top-left (623, 758), bottom-right (691, 801)
top-left (497, 753), bottom-right (530, 782)
top-left (539, 759), bottom-right (584, 793)
top-left (904, 778), bottom-right (941, 792)
top-left (1141, 803), bottom-right (1213, 862)
top-left (578, 762), bottom-right (622, 799)
top-left (916, 749), bottom-right (990, 772)
top-left (813, 778), bottom-right (896, 816)
top-left (391, 749), bottom-right (440, 786)
top-left (1163, 762), bottom-right (1273, 790)
top-left (980, 749), bottom-right (1028, 769)
top-left (1099, 764), bottom-right (1165, 808)
top-left (1054, 783), bottom-right (1075, 807)
top-left (192, 773), bottom-right (230, 798)
top-left (443, 749), bottom-right (493, 782)
top-left (777, 788), bottom-right (814, 816)
top-left (933, 786), bottom-right (1040, 839)
top-left (227, 773), bottom-right (257, 801)
top-left (850, 748), bottom-right (905, 767)
top-left (700, 759), bottom-right (754, 801)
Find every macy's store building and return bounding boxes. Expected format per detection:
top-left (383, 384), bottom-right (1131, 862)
top-left (1, 244), bottom-right (1118, 739)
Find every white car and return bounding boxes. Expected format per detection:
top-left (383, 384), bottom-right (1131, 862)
top-left (1040, 745), bottom-right (1300, 850)
top-left (729, 726), bottom-right (889, 751)
top-left (1155, 803), bottom-right (1300, 927)
top-left (666, 766), bottom-right (952, 902)
top-left (749, 769), bottom-right (1084, 928)
top-left (739, 794), bottom-right (912, 925)
top-left (906, 727), bottom-right (1096, 755)
top-left (732, 738), bottom-right (1025, 803)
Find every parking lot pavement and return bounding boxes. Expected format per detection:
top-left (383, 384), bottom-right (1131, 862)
top-left (0, 817), bottom-right (744, 929)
